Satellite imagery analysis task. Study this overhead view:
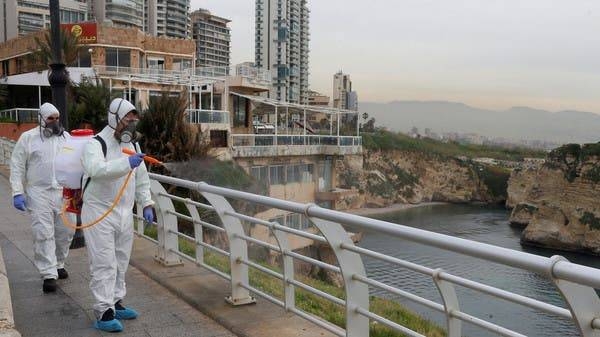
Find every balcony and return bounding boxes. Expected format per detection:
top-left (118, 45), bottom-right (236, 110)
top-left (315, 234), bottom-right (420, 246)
top-left (187, 109), bottom-right (229, 124)
top-left (230, 134), bottom-right (362, 157)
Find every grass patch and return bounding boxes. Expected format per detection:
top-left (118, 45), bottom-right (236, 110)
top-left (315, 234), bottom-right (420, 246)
top-left (362, 131), bottom-right (545, 161)
top-left (142, 225), bottom-right (445, 336)
top-left (478, 165), bottom-right (511, 199)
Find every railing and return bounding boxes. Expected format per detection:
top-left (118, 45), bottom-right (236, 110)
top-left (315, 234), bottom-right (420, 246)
top-left (139, 173), bottom-right (600, 337)
top-left (0, 108), bottom-right (38, 123)
top-left (187, 109), bottom-right (230, 124)
top-left (94, 64), bottom-right (271, 86)
top-left (231, 134), bottom-right (362, 147)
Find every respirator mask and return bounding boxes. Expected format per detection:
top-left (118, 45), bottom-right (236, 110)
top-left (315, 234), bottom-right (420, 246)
top-left (116, 119), bottom-right (140, 143)
top-left (40, 115), bottom-right (64, 138)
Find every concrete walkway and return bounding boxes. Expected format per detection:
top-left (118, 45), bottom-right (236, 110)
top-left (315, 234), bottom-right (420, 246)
top-left (0, 176), bottom-right (235, 337)
top-left (0, 171), bottom-right (336, 337)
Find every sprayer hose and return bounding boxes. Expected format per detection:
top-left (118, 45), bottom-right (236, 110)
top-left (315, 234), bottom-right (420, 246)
top-left (60, 170), bottom-right (134, 230)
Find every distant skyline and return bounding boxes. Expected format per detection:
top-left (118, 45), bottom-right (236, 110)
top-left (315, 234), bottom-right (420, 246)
top-left (192, 1), bottom-right (600, 113)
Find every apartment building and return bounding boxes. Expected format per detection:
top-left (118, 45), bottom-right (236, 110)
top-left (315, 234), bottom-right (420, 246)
top-left (255, 0), bottom-right (309, 104)
top-left (0, 0), bottom-right (88, 42)
top-left (191, 8), bottom-right (230, 69)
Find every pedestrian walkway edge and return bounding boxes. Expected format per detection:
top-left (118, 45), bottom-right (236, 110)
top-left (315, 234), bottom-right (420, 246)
top-left (0, 245), bottom-right (21, 337)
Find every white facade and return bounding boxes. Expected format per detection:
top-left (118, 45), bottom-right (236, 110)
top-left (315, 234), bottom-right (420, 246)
top-left (255, 0), bottom-right (309, 104)
top-left (1, 0), bottom-right (88, 42)
top-left (192, 8), bottom-right (230, 68)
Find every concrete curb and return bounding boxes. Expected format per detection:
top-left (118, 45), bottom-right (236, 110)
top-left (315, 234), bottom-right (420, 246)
top-left (0, 245), bottom-right (21, 337)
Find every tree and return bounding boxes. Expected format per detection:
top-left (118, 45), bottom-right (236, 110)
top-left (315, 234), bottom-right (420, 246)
top-left (361, 117), bottom-right (376, 132)
top-left (68, 78), bottom-right (110, 131)
top-left (28, 29), bottom-right (81, 72)
top-left (138, 91), bottom-right (209, 162)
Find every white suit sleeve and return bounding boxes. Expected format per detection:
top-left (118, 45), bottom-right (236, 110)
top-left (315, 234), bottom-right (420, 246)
top-left (135, 160), bottom-right (154, 208)
top-left (81, 140), bottom-right (131, 179)
top-left (9, 133), bottom-right (28, 196)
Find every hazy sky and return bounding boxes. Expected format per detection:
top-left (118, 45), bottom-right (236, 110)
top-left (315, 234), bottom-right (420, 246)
top-left (191, 1), bottom-right (600, 112)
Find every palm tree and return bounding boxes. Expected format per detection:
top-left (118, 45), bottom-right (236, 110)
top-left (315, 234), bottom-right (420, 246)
top-left (68, 78), bottom-right (110, 131)
top-left (27, 29), bottom-right (81, 72)
top-left (138, 91), bottom-right (210, 162)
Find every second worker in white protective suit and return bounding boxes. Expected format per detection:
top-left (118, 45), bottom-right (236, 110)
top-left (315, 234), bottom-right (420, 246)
top-left (81, 98), bottom-right (154, 333)
top-left (9, 102), bottom-right (75, 293)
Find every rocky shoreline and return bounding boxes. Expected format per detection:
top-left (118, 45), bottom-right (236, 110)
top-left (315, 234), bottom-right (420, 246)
top-left (507, 143), bottom-right (600, 255)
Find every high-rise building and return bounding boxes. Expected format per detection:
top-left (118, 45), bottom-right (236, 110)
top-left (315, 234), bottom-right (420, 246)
top-left (93, 0), bottom-right (144, 31)
top-left (332, 71), bottom-right (357, 110)
top-left (1, 0), bottom-right (191, 43)
top-left (255, 0), bottom-right (309, 104)
top-left (155, 0), bottom-right (190, 39)
top-left (0, 0), bottom-right (88, 42)
top-left (93, 0), bottom-right (190, 38)
top-left (191, 8), bottom-right (230, 69)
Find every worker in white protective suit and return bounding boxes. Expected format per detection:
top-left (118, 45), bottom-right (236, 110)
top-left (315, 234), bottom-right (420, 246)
top-left (81, 98), bottom-right (154, 333)
top-left (9, 102), bottom-right (75, 293)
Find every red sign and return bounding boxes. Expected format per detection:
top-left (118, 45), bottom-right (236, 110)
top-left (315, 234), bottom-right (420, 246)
top-left (60, 22), bottom-right (98, 44)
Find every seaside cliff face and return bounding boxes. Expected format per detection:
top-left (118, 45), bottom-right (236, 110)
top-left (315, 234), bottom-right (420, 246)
top-left (507, 144), bottom-right (600, 254)
top-left (336, 150), bottom-right (506, 207)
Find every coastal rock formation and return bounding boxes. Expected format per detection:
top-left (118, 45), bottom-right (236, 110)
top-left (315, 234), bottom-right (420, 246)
top-left (507, 144), bottom-right (600, 254)
top-left (336, 150), bottom-right (505, 206)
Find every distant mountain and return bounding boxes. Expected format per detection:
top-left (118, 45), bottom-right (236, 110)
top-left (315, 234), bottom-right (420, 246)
top-left (359, 101), bottom-right (600, 144)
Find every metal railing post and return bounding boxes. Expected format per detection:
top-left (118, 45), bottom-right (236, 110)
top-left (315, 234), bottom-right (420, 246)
top-left (548, 256), bottom-right (600, 337)
top-left (199, 185), bottom-right (256, 306)
top-left (308, 210), bottom-right (369, 337)
top-left (185, 199), bottom-right (204, 264)
top-left (270, 223), bottom-right (295, 310)
top-left (149, 180), bottom-right (183, 266)
top-left (432, 269), bottom-right (462, 337)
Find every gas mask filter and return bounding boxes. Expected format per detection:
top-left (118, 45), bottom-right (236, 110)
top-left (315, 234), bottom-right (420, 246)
top-left (118, 120), bottom-right (140, 143)
top-left (41, 121), bottom-right (64, 138)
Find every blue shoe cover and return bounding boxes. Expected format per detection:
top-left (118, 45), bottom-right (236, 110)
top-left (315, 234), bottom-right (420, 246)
top-left (94, 319), bottom-right (123, 332)
top-left (115, 307), bottom-right (138, 320)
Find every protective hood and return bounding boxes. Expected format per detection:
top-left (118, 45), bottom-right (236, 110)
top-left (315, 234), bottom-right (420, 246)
top-left (108, 98), bottom-right (136, 129)
top-left (39, 103), bottom-right (59, 127)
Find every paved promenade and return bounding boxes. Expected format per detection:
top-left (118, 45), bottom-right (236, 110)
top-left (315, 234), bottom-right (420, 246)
top-left (0, 171), bottom-right (335, 337)
top-left (0, 175), bottom-right (235, 337)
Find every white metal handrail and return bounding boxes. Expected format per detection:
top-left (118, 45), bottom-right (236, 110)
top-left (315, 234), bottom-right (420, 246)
top-left (0, 108), bottom-right (38, 123)
top-left (231, 134), bottom-right (362, 147)
top-left (141, 173), bottom-right (600, 337)
top-left (187, 109), bottom-right (230, 124)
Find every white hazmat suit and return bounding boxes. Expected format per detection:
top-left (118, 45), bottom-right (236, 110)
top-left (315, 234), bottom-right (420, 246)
top-left (81, 98), bottom-right (154, 319)
top-left (9, 103), bottom-right (74, 280)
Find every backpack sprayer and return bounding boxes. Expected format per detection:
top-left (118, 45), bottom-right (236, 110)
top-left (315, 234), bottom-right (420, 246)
top-left (54, 129), bottom-right (162, 230)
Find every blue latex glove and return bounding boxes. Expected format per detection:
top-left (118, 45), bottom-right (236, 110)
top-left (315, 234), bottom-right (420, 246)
top-left (128, 153), bottom-right (145, 169)
top-left (13, 194), bottom-right (26, 211)
top-left (143, 207), bottom-right (154, 223)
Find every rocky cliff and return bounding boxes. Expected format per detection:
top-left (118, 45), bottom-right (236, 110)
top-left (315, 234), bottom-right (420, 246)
top-left (508, 144), bottom-right (600, 254)
top-left (336, 150), bottom-right (508, 207)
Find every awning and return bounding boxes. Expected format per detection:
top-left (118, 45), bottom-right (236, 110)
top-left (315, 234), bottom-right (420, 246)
top-left (0, 67), bottom-right (97, 86)
top-left (230, 91), bottom-right (361, 115)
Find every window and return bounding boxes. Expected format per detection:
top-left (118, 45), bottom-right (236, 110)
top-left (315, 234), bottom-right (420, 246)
top-left (251, 166), bottom-right (268, 183)
top-left (105, 48), bottom-right (130, 68)
top-left (233, 95), bottom-right (248, 127)
top-left (172, 58), bottom-right (192, 71)
top-left (269, 166), bottom-right (285, 185)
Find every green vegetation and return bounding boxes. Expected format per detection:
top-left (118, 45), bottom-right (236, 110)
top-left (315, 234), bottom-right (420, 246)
top-left (477, 165), bottom-right (511, 199)
top-left (583, 165), bottom-right (600, 184)
top-left (68, 78), bottom-right (111, 131)
top-left (545, 143), bottom-right (600, 183)
top-left (580, 212), bottom-right (600, 231)
top-left (362, 130), bottom-right (545, 161)
top-left (144, 226), bottom-right (446, 337)
top-left (514, 203), bottom-right (538, 214)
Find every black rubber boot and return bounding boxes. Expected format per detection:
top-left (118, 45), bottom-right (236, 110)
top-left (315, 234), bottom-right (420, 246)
top-left (57, 268), bottom-right (69, 279)
top-left (43, 278), bottom-right (57, 293)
